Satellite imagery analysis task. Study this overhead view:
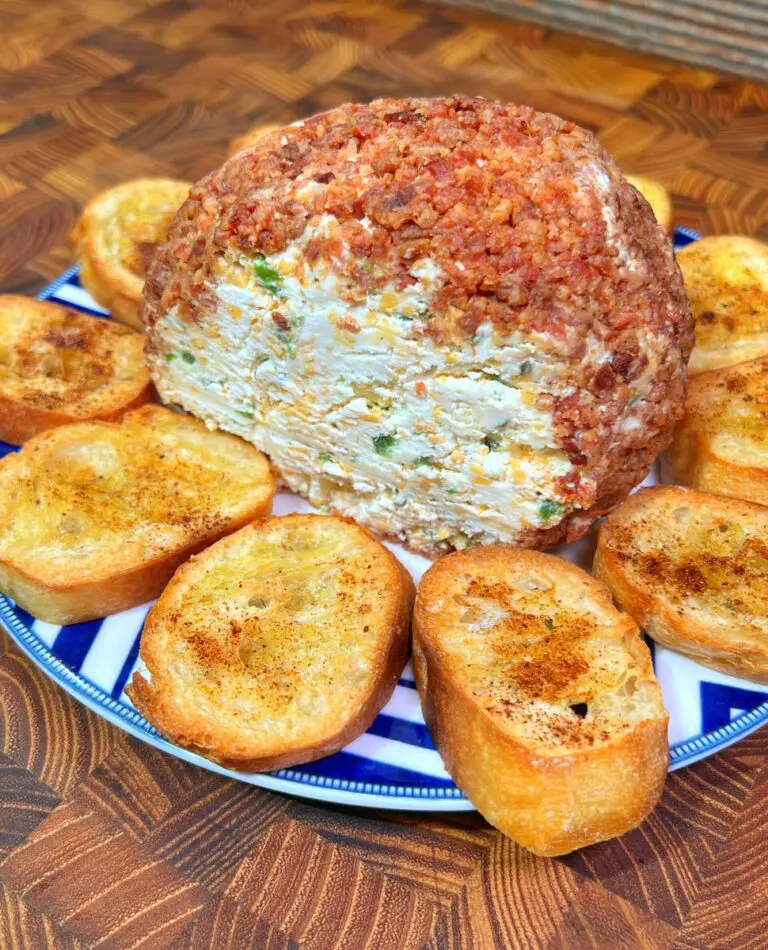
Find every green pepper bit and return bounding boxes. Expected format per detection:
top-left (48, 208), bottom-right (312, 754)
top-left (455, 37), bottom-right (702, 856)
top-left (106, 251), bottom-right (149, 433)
top-left (539, 499), bottom-right (563, 522)
top-left (373, 434), bottom-right (398, 457)
top-left (275, 331), bottom-right (296, 357)
top-left (253, 254), bottom-right (283, 294)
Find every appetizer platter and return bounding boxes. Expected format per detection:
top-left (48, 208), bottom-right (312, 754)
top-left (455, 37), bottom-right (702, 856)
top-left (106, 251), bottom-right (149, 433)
top-left (2, 97), bottom-right (768, 855)
top-left (3, 234), bottom-right (767, 808)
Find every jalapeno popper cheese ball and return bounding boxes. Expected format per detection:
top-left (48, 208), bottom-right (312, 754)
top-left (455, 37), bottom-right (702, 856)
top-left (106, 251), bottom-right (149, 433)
top-left (143, 96), bottom-right (693, 554)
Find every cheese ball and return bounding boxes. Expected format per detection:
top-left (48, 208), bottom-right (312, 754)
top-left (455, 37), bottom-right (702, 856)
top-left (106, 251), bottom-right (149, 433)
top-left (143, 96), bottom-right (693, 554)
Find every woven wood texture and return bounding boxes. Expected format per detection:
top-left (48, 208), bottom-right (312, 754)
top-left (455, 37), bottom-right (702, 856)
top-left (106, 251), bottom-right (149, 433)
top-left (434, 0), bottom-right (768, 82)
top-left (1, 1), bottom-right (767, 947)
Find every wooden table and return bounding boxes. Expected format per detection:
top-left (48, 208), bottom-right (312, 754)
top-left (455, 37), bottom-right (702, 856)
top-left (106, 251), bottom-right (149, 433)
top-left (1, 1), bottom-right (767, 947)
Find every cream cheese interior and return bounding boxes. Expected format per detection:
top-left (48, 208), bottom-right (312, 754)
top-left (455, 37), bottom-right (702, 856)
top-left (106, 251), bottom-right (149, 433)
top-left (150, 215), bottom-right (578, 549)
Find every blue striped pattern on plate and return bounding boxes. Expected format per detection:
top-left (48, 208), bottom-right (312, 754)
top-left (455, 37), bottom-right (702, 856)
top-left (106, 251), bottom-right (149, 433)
top-left (0, 230), bottom-right (766, 811)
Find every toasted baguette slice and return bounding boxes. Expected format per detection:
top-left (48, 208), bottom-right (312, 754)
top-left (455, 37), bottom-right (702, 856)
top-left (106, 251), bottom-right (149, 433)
top-left (228, 123), bottom-right (281, 156)
top-left (676, 235), bottom-right (768, 375)
top-left (128, 514), bottom-right (413, 770)
top-left (0, 295), bottom-right (152, 444)
top-left (413, 546), bottom-right (668, 856)
top-left (626, 175), bottom-right (672, 232)
top-left (595, 486), bottom-right (768, 682)
top-left (69, 178), bottom-right (190, 330)
top-left (0, 405), bottom-right (274, 624)
top-left (668, 357), bottom-right (768, 508)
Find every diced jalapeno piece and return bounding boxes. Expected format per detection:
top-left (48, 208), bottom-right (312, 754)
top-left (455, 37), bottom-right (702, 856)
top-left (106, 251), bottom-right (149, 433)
top-left (539, 499), bottom-right (563, 522)
top-left (373, 434), bottom-right (397, 457)
top-left (254, 254), bottom-right (283, 294)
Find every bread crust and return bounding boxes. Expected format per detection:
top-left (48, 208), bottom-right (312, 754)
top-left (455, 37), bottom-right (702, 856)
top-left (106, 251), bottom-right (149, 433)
top-left (0, 386), bottom-right (151, 447)
top-left (70, 179), bottom-right (191, 330)
top-left (595, 485), bottom-right (768, 682)
top-left (676, 235), bottom-right (768, 375)
top-left (78, 251), bottom-right (143, 331)
top-left (0, 296), bottom-right (153, 445)
top-left (413, 545), bottom-right (668, 856)
top-left (0, 406), bottom-right (275, 625)
top-left (669, 357), bottom-right (768, 508)
top-left (128, 514), bottom-right (414, 770)
top-left (0, 538), bottom-right (232, 627)
top-left (670, 434), bottom-right (768, 509)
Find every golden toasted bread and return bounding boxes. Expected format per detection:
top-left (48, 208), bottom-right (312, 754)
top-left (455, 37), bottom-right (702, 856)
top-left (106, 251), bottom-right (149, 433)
top-left (0, 406), bottom-right (275, 624)
top-left (69, 179), bottom-right (191, 330)
top-left (676, 235), bottom-right (768, 374)
top-left (128, 514), bottom-right (413, 770)
top-left (228, 123), bottom-right (281, 156)
top-left (626, 175), bottom-right (672, 232)
top-left (0, 295), bottom-right (152, 445)
top-left (595, 486), bottom-right (768, 682)
top-left (668, 357), bottom-right (768, 508)
top-left (413, 546), bottom-right (668, 856)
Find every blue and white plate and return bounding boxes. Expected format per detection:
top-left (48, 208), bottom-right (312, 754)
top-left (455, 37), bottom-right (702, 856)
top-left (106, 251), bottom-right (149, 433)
top-left (1, 227), bottom-right (767, 810)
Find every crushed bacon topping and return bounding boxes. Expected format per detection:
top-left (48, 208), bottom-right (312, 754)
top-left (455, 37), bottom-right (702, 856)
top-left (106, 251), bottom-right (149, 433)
top-left (145, 97), bottom-right (689, 348)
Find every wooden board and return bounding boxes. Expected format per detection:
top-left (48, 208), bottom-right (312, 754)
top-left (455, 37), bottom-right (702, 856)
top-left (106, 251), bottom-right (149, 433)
top-left (434, 0), bottom-right (768, 83)
top-left (0, 1), bottom-right (767, 947)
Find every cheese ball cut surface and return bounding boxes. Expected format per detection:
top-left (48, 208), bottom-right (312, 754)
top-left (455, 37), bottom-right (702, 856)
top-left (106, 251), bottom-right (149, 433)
top-left (144, 96), bottom-right (693, 554)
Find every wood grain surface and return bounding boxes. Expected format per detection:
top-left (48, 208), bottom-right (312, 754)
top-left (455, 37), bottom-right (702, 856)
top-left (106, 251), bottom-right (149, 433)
top-left (1, 1), bottom-right (768, 948)
top-left (434, 0), bottom-right (768, 82)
